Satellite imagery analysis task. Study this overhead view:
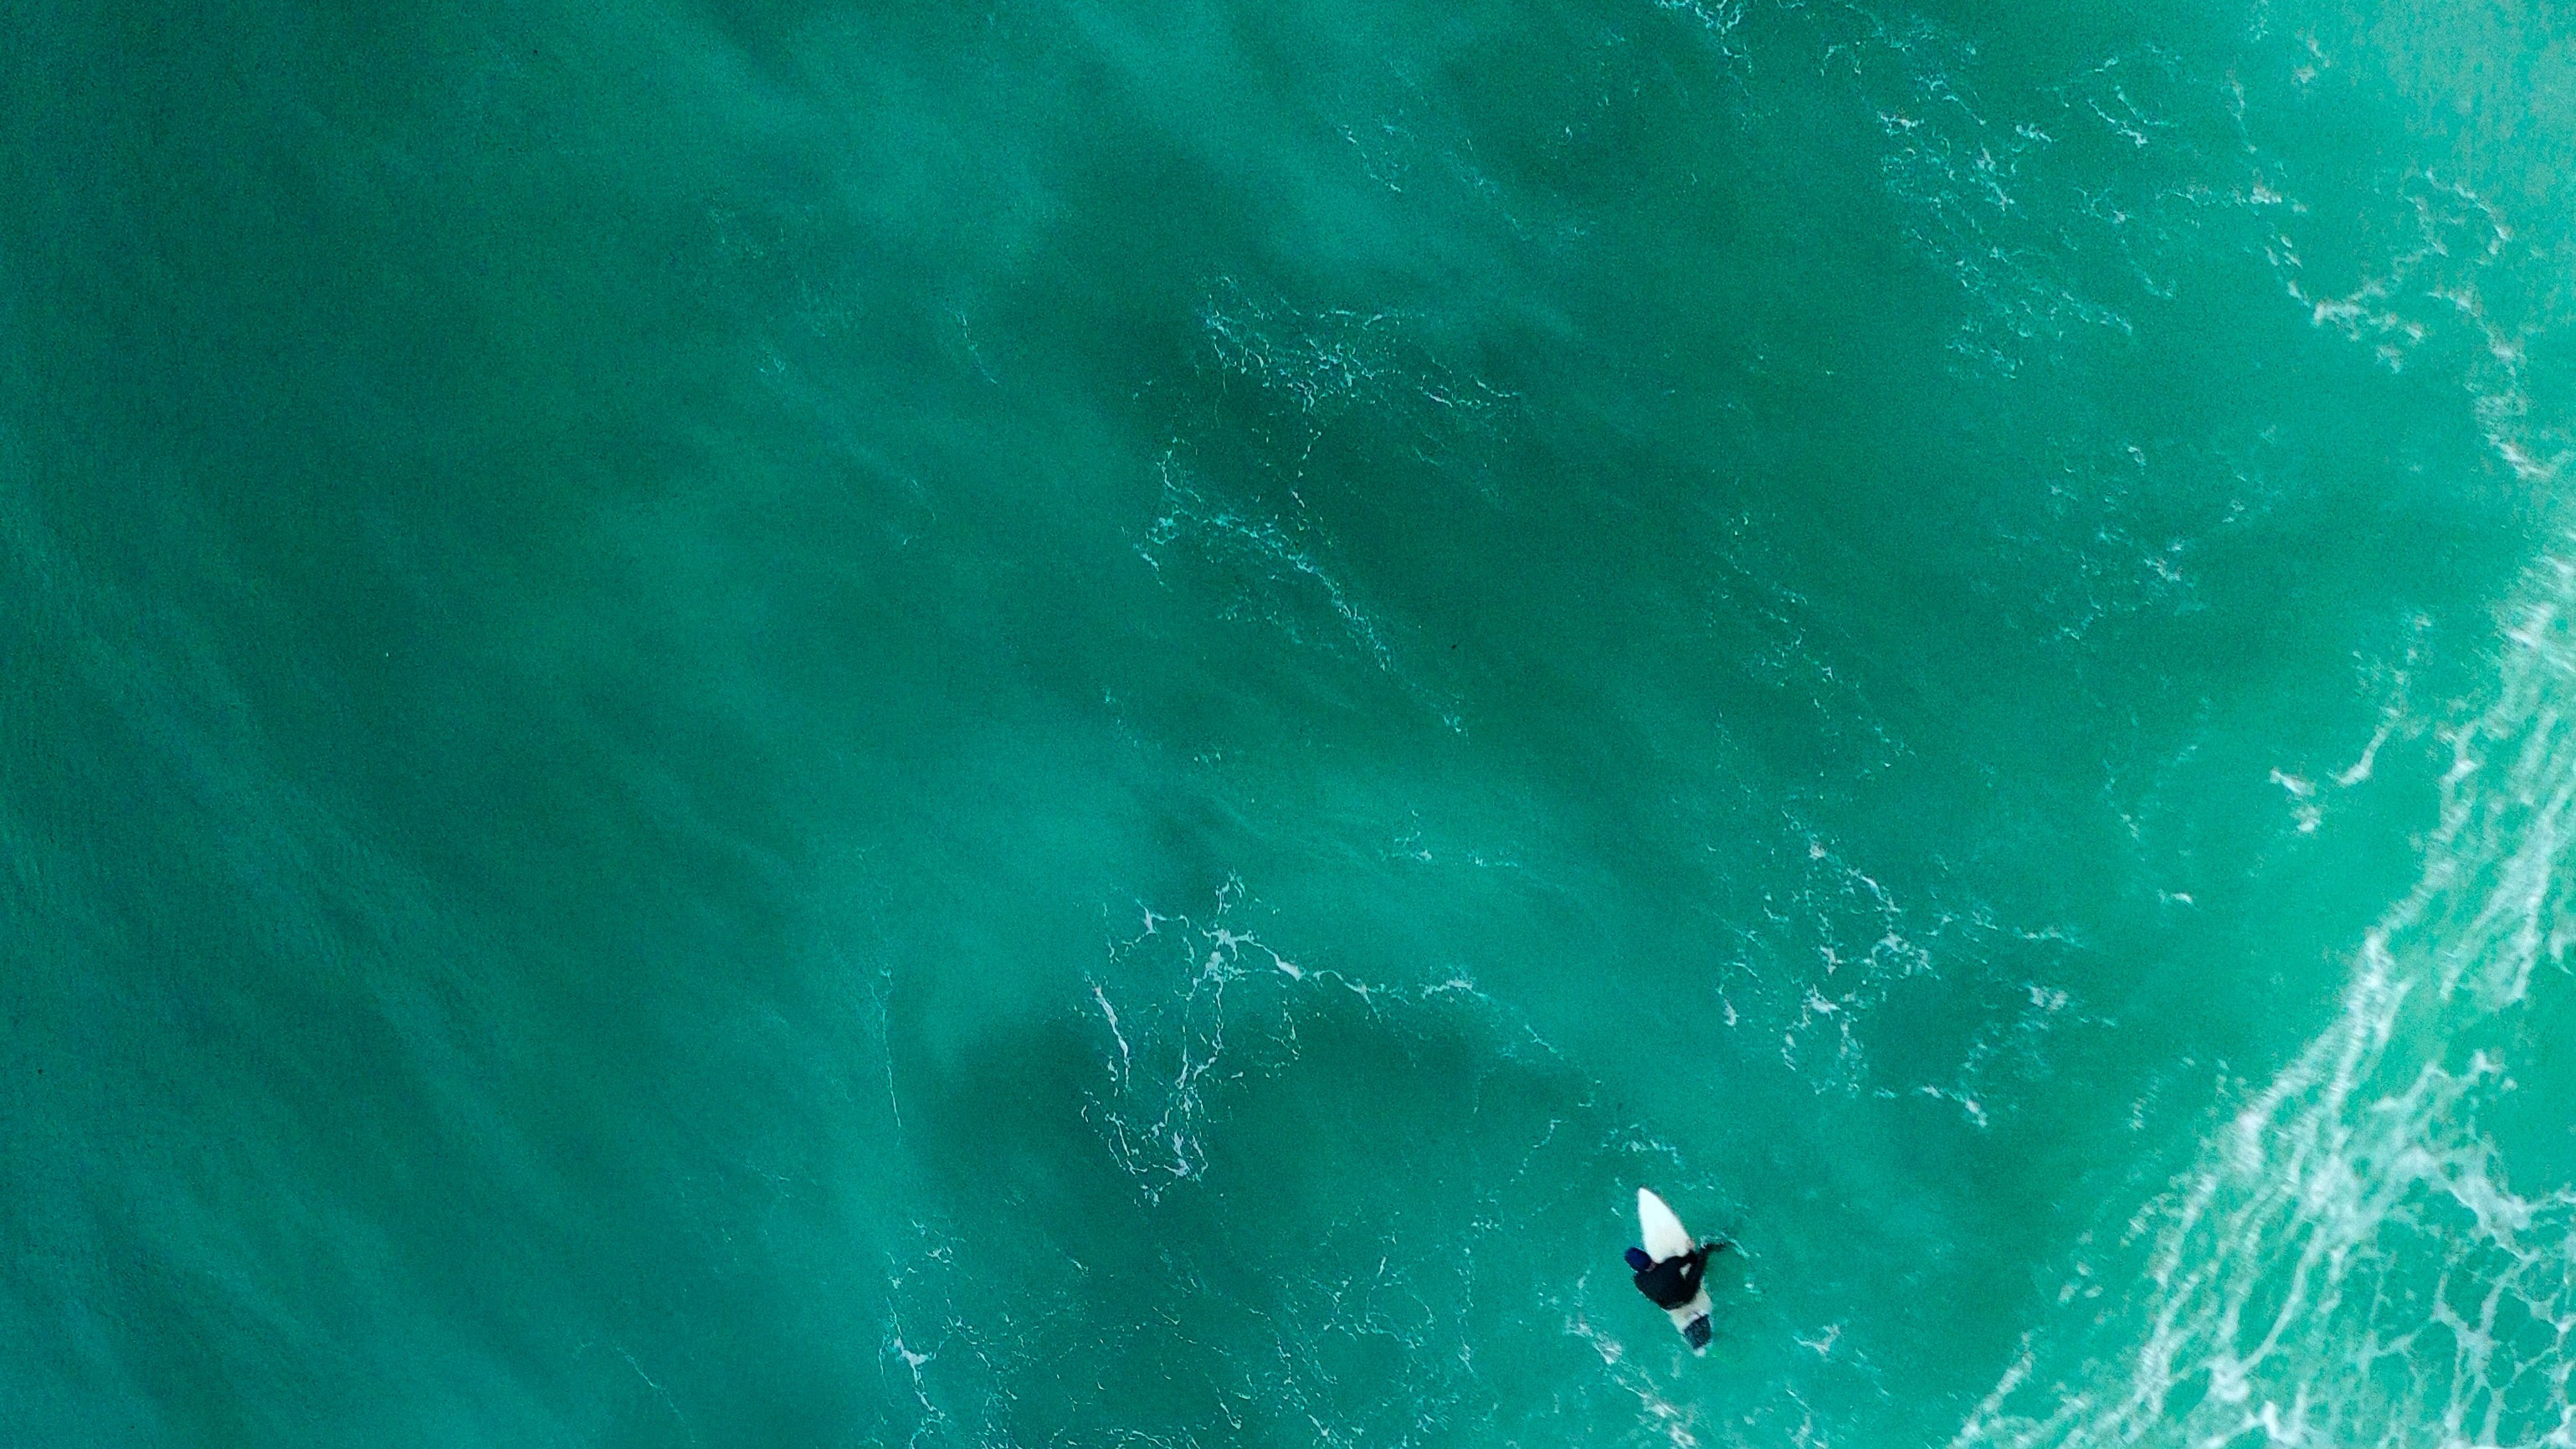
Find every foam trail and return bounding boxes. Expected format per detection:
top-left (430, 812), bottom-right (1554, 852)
top-left (1956, 550), bottom-right (2576, 1449)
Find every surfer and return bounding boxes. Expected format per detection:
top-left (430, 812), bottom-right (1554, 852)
top-left (1631, 1188), bottom-right (1725, 1352)
top-left (1625, 1239), bottom-right (1726, 1313)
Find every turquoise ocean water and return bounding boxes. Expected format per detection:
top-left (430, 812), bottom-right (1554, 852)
top-left (10, 0), bottom-right (2576, 1444)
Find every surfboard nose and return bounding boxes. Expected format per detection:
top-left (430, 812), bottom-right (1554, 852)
top-left (1635, 1187), bottom-right (1694, 1260)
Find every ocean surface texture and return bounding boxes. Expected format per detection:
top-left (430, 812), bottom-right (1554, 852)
top-left (10, 1), bottom-right (2576, 1445)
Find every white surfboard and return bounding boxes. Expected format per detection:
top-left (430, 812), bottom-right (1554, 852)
top-left (1635, 1188), bottom-right (1715, 1354)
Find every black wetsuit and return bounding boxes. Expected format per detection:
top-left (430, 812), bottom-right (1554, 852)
top-left (1633, 1247), bottom-right (1708, 1310)
top-left (1630, 1240), bottom-right (1727, 1349)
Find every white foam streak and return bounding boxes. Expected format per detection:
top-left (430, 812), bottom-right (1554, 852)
top-left (1956, 548), bottom-right (2576, 1449)
top-left (1082, 880), bottom-right (1557, 1205)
